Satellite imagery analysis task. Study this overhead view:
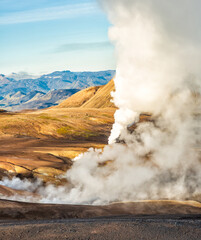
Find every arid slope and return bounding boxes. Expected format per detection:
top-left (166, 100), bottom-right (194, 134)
top-left (57, 79), bottom-right (115, 108)
top-left (81, 79), bottom-right (115, 108)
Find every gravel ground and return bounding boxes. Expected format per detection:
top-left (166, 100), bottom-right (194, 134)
top-left (0, 199), bottom-right (201, 239)
top-left (0, 216), bottom-right (201, 240)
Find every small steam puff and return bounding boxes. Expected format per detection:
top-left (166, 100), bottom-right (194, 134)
top-left (1, 0), bottom-right (201, 204)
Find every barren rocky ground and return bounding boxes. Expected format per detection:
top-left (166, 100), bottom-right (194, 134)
top-left (0, 216), bottom-right (200, 240)
top-left (0, 200), bottom-right (201, 240)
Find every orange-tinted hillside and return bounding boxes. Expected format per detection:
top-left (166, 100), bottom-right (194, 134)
top-left (57, 79), bottom-right (115, 108)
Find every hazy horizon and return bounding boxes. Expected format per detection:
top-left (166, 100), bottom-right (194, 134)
top-left (2, 68), bottom-right (116, 78)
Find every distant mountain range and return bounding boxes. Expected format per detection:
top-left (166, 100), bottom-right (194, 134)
top-left (0, 70), bottom-right (115, 110)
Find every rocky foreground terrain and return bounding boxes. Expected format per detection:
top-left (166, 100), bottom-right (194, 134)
top-left (0, 200), bottom-right (201, 240)
top-left (1, 215), bottom-right (199, 240)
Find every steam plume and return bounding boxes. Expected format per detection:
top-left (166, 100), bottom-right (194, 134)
top-left (60, 0), bottom-right (201, 204)
top-left (1, 0), bottom-right (201, 204)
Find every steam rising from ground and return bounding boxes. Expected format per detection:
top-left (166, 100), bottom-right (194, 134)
top-left (1, 0), bottom-right (201, 204)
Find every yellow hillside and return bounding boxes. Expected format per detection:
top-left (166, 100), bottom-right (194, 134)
top-left (82, 79), bottom-right (115, 108)
top-left (57, 86), bottom-right (100, 108)
top-left (57, 79), bottom-right (115, 108)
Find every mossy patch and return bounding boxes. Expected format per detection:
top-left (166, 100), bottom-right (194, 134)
top-left (102, 113), bottom-right (112, 118)
top-left (57, 126), bottom-right (75, 136)
top-left (57, 125), bottom-right (100, 140)
top-left (81, 130), bottom-right (100, 139)
top-left (38, 115), bottom-right (61, 121)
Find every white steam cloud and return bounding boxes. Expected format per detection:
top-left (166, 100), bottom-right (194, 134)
top-left (1, 0), bottom-right (201, 204)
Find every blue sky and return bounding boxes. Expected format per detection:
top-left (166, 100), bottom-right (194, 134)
top-left (0, 0), bottom-right (115, 75)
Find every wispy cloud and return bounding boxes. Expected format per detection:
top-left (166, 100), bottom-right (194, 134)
top-left (54, 41), bottom-right (113, 53)
top-left (0, 2), bottom-right (99, 25)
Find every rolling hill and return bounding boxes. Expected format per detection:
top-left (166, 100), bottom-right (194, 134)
top-left (57, 79), bottom-right (115, 108)
top-left (82, 79), bottom-right (115, 108)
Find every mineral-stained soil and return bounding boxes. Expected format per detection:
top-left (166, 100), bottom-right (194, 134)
top-left (0, 137), bottom-right (107, 186)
